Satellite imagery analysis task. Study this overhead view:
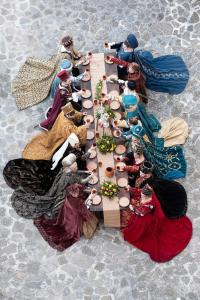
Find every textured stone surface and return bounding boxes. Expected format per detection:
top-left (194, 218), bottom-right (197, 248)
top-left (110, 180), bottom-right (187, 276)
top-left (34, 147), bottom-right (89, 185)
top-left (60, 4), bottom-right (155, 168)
top-left (0, 0), bottom-right (200, 299)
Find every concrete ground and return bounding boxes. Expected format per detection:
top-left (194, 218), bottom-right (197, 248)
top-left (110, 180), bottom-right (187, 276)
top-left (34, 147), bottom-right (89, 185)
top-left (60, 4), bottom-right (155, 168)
top-left (0, 0), bottom-right (200, 299)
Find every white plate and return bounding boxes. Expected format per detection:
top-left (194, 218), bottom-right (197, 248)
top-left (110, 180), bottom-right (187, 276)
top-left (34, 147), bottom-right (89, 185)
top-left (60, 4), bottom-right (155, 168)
top-left (83, 100), bottom-right (93, 109)
top-left (110, 100), bottom-right (120, 110)
top-left (87, 130), bottom-right (95, 140)
top-left (92, 195), bottom-right (102, 205)
top-left (119, 197), bottom-right (130, 207)
top-left (115, 144), bottom-right (126, 155)
top-left (117, 177), bottom-right (128, 188)
top-left (89, 175), bottom-right (98, 185)
top-left (116, 162), bottom-right (126, 172)
top-left (82, 90), bottom-right (92, 99)
top-left (89, 150), bottom-right (97, 159)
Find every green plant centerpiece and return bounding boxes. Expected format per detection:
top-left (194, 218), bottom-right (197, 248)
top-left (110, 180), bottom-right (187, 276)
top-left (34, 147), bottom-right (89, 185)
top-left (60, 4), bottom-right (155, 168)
top-left (100, 181), bottom-right (118, 198)
top-left (95, 79), bottom-right (103, 100)
top-left (97, 134), bottom-right (116, 154)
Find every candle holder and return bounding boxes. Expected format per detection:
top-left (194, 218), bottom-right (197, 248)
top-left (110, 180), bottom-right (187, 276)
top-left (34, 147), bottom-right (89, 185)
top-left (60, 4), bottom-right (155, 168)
top-left (98, 161), bottom-right (102, 167)
top-left (91, 188), bottom-right (97, 194)
top-left (105, 167), bottom-right (114, 178)
top-left (115, 129), bottom-right (121, 137)
top-left (113, 120), bottom-right (118, 127)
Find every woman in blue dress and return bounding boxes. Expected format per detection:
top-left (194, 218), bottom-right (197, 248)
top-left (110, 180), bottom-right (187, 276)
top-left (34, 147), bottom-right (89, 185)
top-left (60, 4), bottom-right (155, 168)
top-left (106, 33), bottom-right (189, 94)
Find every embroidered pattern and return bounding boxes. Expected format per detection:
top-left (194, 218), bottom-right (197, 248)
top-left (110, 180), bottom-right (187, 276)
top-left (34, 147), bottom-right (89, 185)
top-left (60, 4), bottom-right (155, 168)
top-left (135, 50), bottom-right (189, 80)
top-left (142, 140), bottom-right (187, 179)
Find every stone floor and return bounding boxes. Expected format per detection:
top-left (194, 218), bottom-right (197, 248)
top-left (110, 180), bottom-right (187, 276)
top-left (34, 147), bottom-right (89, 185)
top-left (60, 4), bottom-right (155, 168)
top-left (1, 0), bottom-right (200, 299)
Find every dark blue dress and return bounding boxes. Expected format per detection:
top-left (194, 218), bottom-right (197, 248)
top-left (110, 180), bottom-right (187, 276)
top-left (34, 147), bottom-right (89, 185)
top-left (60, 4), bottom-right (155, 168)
top-left (135, 50), bottom-right (189, 94)
top-left (111, 43), bottom-right (189, 94)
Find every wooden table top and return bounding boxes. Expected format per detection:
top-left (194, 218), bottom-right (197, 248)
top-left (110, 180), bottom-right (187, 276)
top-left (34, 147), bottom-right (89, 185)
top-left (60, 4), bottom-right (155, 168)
top-left (81, 53), bottom-right (130, 227)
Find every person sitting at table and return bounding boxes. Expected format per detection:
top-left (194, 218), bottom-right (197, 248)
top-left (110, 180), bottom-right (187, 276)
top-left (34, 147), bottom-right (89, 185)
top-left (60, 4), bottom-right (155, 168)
top-left (50, 59), bottom-right (86, 99)
top-left (128, 125), bottom-right (187, 180)
top-left (39, 70), bottom-right (83, 131)
top-left (117, 96), bottom-right (164, 148)
top-left (12, 35), bottom-right (84, 110)
top-left (104, 33), bottom-right (138, 78)
top-left (9, 153), bottom-right (94, 220)
top-left (51, 133), bottom-right (96, 170)
top-left (33, 158), bottom-right (98, 251)
top-left (107, 56), bottom-right (147, 103)
top-left (105, 33), bottom-right (189, 95)
top-left (115, 142), bottom-right (145, 187)
top-left (121, 184), bottom-right (192, 262)
top-left (22, 103), bottom-right (87, 160)
top-left (3, 133), bottom-right (90, 196)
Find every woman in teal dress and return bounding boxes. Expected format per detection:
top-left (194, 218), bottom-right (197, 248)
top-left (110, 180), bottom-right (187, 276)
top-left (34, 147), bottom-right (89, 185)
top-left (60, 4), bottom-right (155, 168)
top-left (129, 125), bottom-right (187, 180)
top-left (121, 94), bottom-right (164, 148)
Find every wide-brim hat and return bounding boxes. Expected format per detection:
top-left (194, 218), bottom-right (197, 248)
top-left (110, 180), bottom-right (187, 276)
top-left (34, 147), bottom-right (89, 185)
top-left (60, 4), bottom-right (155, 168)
top-left (131, 125), bottom-right (145, 139)
top-left (62, 153), bottom-right (77, 168)
top-left (126, 34), bottom-right (138, 49)
top-left (59, 59), bottom-right (73, 72)
top-left (68, 133), bottom-right (79, 147)
top-left (122, 95), bottom-right (137, 107)
top-left (61, 103), bottom-right (74, 115)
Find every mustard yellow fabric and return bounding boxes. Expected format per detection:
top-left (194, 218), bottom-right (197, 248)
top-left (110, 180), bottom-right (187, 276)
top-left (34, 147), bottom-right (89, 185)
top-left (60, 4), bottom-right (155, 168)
top-left (22, 111), bottom-right (87, 160)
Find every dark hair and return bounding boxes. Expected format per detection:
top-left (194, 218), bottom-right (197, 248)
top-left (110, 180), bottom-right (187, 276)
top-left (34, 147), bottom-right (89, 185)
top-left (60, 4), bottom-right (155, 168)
top-left (61, 36), bottom-right (73, 48)
top-left (129, 117), bottom-right (139, 125)
top-left (140, 161), bottom-right (153, 174)
top-left (123, 40), bottom-right (131, 48)
top-left (127, 80), bottom-right (136, 91)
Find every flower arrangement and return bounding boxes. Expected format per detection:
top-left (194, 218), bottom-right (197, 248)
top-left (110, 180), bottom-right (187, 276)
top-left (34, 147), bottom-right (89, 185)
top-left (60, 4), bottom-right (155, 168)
top-left (97, 134), bottom-right (116, 154)
top-left (95, 79), bottom-right (103, 100)
top-left (95, 105), bottom-right (115, 121)
top-left (100, 181), bottom-right (118, 198)
top-left (104, 105), bottom-right (115, 120)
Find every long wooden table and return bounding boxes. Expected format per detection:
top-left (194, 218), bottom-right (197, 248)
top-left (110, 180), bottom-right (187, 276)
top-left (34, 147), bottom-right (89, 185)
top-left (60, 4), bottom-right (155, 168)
top-left (81, 53), bottom-right (130, 228)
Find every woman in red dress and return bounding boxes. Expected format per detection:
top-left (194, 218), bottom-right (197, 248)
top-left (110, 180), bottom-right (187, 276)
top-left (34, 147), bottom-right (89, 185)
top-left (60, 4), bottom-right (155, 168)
top-left (121, 185), bottom-right (192, 262)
